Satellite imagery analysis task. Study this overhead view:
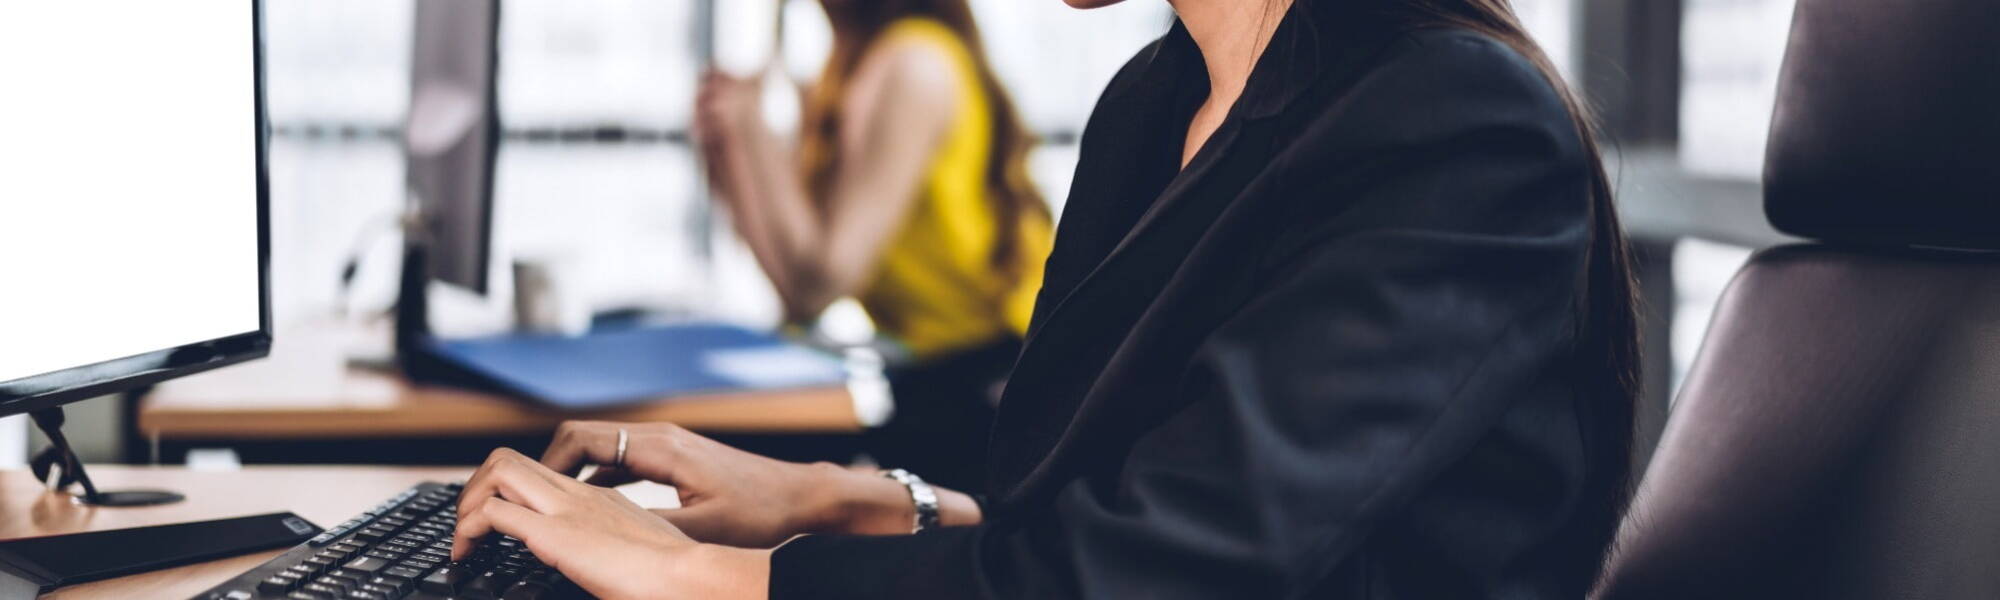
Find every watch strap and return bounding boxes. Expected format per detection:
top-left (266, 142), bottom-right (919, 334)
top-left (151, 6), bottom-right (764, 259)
top-left (881, 468), bottom-right (940, 533)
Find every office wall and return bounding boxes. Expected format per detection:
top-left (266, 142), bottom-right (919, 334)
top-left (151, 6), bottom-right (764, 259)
top-left (264, 0), bottom-right (412, 127)
top-left (21, 396), bottom-right (121, 465)
top-left (1680, 0), bottom-right (1797, 179)
top-left (0, 415), bottom-right (23, 469)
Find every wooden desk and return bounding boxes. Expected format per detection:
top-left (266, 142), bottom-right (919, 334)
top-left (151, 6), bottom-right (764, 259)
top-left (140, 321), bottom-right (862, 442)
top-left (4, 465), bottom-right (468, 599)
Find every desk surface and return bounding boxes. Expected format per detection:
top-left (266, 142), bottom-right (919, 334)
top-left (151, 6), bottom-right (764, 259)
top-left (5, 466), bottom-right (470, 599)
top-left (140, 321), bottom-right (862, 440)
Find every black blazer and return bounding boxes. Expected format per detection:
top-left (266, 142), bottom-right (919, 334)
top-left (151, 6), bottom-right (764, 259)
top-left (772, 2), bottom-right (1627, 598)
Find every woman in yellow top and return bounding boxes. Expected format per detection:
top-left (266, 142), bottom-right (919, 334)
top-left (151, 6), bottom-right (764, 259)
top-left (694, 0), bottom-right (1052, 489)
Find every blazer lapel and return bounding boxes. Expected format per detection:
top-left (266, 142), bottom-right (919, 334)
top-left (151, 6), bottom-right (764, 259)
top-left (1014, 7), bottom-right (1335, 362)
top-left (1020, 27), bottom-right (1198, 341)
top-left (988, 117), bottom-right (1266, 491)
top-left (986, 3), bottom-right (1404, 495)
top-left (1020, 121), bottom-right (1245, 351)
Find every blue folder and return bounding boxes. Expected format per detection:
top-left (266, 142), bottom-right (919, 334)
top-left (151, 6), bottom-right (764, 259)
top-left (424, 322), bottom-right (846, 410)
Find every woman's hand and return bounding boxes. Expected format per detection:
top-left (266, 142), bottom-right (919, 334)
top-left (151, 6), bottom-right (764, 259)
top-left (452, 448), bottom-right (769, 600)
top-left (536, 421), bottom-right (925, 548)
top-left (693, 71), bottom-right (761, 154)
top-left (693, 70), bottom-right (763, 206)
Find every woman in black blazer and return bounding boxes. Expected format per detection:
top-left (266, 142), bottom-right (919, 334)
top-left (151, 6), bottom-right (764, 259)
top-left (449, 0), bottom-right (1641, 597)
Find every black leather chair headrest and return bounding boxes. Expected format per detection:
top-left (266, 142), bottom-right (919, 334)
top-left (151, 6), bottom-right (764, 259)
top-left (1764, 0), bottom-right (2000, 250)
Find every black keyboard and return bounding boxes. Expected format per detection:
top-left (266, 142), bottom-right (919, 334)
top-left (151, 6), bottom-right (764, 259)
top-left (191, 481), bottom-right (589, 600)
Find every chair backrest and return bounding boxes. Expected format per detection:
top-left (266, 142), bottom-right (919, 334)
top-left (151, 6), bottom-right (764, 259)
top-left (1762, 0), bottom-right (2000, 247)
top-left (1595, 0), bottom-right (2000, 597)
top-left (1595, 246), bottom-right (2000, 598)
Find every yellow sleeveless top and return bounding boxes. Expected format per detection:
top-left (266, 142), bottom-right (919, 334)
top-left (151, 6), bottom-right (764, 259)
top-left (807, 18), bottom-right (1052, 359)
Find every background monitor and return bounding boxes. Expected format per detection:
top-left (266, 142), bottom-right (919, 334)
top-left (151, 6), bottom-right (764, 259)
top-left (0, 0), bottom-right (271, 417)
top-left (406, 0), bottom-right (501, 295)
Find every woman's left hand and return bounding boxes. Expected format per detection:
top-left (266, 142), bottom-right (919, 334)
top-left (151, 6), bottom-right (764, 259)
top-left (452, 448), bottom-right (770, 600)
top-left (693, 71), bottom-right (762, 148)
top-left (692, 70), bottom-right (763, 207)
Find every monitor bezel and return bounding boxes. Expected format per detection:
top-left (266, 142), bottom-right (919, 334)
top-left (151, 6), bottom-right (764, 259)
top-left (0, 0), bottom-right (274, 417)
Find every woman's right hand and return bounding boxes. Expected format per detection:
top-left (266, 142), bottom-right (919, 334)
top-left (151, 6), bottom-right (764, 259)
top-left (536, 421), bottom-right (919, 548)
top-left (691, 71), bottom-right (759, 150)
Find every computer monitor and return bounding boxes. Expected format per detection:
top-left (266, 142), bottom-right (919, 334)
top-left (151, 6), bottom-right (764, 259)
top-left (406, 0), bottom-right (501, 295)
top-left (0, 0), bottom-right (271, 503)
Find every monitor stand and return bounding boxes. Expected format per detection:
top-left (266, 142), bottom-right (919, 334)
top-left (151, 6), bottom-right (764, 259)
top-left (392, 238), bottom-right (449, 381)
top-left (387, 238), bottom-right (486, 390)
top-left (27, 407), bottom-right (182, 506)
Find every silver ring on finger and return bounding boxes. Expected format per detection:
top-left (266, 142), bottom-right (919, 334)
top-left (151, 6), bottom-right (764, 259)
top-left (614, 427), bottom-right (629, 468)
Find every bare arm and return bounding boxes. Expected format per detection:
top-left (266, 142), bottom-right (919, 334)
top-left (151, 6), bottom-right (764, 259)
top-left (701, 45), bottom-right (961, 324)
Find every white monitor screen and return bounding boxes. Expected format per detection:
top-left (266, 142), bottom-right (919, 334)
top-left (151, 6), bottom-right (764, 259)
top-left (0, 2), bottom-right (262, 383)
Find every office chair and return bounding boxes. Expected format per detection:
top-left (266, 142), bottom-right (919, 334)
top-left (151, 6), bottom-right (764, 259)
top-left (1592, 0), bottom-right (2000, 598)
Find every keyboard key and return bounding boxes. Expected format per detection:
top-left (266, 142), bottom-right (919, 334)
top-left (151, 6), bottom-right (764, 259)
top-left (345, 556), bottom-right (392, 574)
top-left (460, 573), bottom-right (505, 600)
top-left (368, 575), bottom-right (411, 594)
top-left (500, 581), bottom-right (552, 600)
top-left (324, 568), bottom-right (364, 584)
top-left (366, 549), bottom-right (405, 561)
top-left (419, 564), bottom-right (474, 594)
top-left (289, 591), bottom-right (333, 600)
top-left (302, 582), bottom-right (345, 597)
top-left (384, 566), bottom-right (426, 579)
top-left (344, 591), bottom-right (387, 600)
top-left (260, 575), bottom-right (298, 594)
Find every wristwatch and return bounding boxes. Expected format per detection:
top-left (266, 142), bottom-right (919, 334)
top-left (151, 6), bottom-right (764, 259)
top-left (881, 468), bottom-right (940, 533)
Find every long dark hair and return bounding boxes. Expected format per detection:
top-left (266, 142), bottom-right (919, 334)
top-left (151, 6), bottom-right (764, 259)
top-left (803, 0), bottom-right (1045, 274)
top-left (1392, 0), bottom-right (1643, 557)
